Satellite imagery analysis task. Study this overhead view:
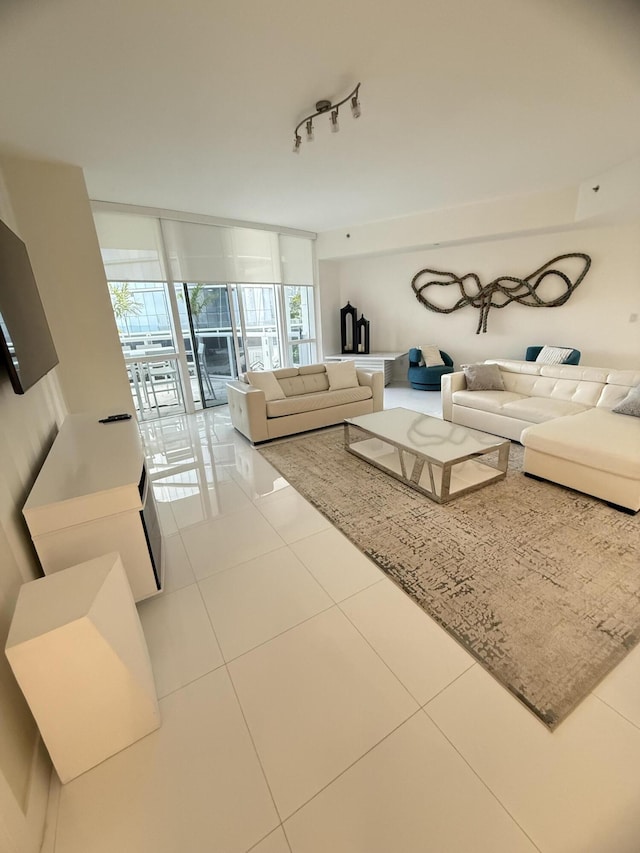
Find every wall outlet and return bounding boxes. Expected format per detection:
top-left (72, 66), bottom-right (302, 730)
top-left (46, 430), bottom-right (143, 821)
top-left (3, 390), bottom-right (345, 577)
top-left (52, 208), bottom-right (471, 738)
top-left (630, 313), bottom-right (638, 323)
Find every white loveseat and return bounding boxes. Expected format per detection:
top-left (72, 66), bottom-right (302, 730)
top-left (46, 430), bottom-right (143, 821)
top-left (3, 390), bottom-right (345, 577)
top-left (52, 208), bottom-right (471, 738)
top-left (442, 359), bottom-right (640, 511)
top-left (227, 363), bottom-right (384, 444)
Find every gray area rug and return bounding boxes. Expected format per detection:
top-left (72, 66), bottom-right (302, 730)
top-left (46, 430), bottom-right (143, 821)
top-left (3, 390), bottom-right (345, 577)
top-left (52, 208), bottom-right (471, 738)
top-left (259, 426), bottom-right (640, 729)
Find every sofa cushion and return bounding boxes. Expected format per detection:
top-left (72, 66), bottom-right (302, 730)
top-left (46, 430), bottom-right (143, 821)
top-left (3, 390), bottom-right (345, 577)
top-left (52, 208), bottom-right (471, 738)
top-left (452, 389), bottom-right (526, 415)
top-left (498, 370), bottom-right (605, 406)
top-left (612, 384), bottom-right (640, 418)
top-left (535, 345), bottom-right (574, 365)
top-left (326, 360), bottom-right (359, 390)
top-left (521, 408), bottom-right (640, 479)
top-left (418, 345), bottom-right (444, 367)
top-left (298, 364), bottom-right (327, 376)
top-left (246, 370), bottom-right (285, 401)
top-left (463, 363), bottom-right (505, 391)
top-left (278, 372), bottom-right (330, 397)
top-left (266, 385), bottom-right (372, 418)
top-left (272, 367), bottom-right (300, 380)
top-left (451, 389), bottom-right (589, 423)
top-left (486, 359), bottom-right (542, 375)
top-left (500, 396), bottom-right (590, 423)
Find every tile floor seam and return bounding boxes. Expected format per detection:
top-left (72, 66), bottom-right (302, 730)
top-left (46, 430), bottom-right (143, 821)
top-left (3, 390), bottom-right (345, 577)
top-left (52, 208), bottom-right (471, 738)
top-left (224, 662), bottom-right (287, 831)
top-left (418, 660), bottom-right (477, 708)
top-left (195, 580), bottom-right (286, 840)
top-left (190, 538), bottom-right (290, 583)
top-left (591, 693), bottom-right (640, 734)
top-left (278, 707), bottom-right (424, 825)
top-left (196, 542), bottom-right (292, 582)
top-left (151, 660), bottom-right (227, 701)
top-left (211, 601), bottom-right (339, 666)
top-left (303, 570), bottom-right (386, 607)
top-left (421, 706), bottom-right (543, 853)
top-left (163, 584), bottom-right (284, 850)
top-left (280, 823), bottom-right (295, 853)
top-left (245, 825), bottom-right (293, 853)
top-left (176, 500), bottom-right (282, 538)
top-left (336, 598), bottom-right (428, 710)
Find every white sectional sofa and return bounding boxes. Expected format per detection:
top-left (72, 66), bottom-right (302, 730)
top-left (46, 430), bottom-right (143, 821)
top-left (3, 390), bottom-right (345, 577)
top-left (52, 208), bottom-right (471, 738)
top-left (442, 359), bottom-right (640, 511)
top-left (227, 363), bottom-right (384, 444)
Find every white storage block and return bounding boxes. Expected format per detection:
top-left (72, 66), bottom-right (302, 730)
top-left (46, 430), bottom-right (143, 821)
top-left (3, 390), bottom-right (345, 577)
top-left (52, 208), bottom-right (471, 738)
top-left (5, 553), bottom-right (160, 783)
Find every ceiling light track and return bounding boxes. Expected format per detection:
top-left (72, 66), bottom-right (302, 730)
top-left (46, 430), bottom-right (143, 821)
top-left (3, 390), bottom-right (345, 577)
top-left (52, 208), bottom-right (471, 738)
top-left (293, 83), bottom-right (361, 153)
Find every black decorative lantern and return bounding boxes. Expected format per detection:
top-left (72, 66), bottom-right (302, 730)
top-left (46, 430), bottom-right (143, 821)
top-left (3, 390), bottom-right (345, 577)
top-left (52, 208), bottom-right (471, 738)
top-left (355, 314), bottom-right (370, 354)
top-left (340, 302), bottom-right (357, 353)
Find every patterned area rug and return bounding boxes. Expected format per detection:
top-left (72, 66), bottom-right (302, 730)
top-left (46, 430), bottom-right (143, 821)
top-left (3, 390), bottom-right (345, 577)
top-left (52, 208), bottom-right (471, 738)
top-left (259, 426), bottom-right (640, 729)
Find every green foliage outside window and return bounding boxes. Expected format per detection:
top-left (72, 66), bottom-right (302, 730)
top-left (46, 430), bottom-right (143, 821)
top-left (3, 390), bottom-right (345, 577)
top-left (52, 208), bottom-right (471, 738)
top-left (110, 282), bottom-right (143, 337)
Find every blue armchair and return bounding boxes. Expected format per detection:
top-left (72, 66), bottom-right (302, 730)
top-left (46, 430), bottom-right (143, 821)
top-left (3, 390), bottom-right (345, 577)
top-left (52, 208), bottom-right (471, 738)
top-left (407, 348), bottom-right (454, 390)
top-left (525, 346), bottom-right (581, 365)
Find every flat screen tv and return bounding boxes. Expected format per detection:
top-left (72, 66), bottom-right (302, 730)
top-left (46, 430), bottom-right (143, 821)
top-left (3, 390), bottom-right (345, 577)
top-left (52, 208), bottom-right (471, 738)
top-left (0, 218), bottom-right (59, 394)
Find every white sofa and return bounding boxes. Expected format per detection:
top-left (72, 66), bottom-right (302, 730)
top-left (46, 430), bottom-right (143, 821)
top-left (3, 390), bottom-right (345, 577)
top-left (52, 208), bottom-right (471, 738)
top-left (227, 363), bottom-right (384, 444)
top-left (442, 359), bottom-right (640, 511)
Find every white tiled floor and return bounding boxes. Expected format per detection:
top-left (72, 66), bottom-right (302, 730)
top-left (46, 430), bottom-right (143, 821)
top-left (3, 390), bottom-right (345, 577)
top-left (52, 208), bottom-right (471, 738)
top-left (50, 384), bottom-right (640, 852)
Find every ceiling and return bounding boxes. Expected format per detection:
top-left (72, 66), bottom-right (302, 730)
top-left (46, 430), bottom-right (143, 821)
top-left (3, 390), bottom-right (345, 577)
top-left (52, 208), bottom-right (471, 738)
top-left (1, 0), bottom-right (639, 233)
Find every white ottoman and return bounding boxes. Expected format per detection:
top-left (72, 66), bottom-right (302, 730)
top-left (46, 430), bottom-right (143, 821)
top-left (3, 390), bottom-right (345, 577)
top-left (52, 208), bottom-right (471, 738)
top-left (5, 552), bottom-right (160, 783)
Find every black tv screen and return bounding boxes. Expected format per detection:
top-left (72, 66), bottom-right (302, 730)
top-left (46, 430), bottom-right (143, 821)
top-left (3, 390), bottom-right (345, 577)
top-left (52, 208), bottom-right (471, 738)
top-left (0, 218), bottom-right (59, 394)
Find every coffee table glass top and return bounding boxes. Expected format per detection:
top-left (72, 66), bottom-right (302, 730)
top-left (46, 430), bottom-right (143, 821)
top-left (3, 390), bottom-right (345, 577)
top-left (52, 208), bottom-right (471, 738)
top-left (344, 408), bottom-right (510, 503)
top-left (345, 408), bottom-right (506, 464)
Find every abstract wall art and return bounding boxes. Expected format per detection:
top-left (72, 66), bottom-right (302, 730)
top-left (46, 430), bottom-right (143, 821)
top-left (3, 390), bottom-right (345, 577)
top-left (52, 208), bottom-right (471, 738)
top-left (411, 253), bottom-right (591, 334)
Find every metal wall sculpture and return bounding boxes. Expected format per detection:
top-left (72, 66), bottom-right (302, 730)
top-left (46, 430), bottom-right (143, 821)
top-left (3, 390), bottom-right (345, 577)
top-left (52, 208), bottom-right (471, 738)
top-left (411, 253), bottom-right (591, 334)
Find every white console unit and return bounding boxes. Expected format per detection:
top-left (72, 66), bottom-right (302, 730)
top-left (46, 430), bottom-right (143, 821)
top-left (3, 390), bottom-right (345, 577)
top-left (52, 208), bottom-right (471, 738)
top-left (324, 352), bottom-right (408, 386)
top-left (23, 413), bottom-right (163, 602)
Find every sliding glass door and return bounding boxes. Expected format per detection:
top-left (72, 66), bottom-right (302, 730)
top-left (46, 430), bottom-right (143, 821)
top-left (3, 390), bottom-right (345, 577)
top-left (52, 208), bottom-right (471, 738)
top-left (177, 283), bottom-right (236, 408)
top-left (177, 282), bottom-right (284, 408)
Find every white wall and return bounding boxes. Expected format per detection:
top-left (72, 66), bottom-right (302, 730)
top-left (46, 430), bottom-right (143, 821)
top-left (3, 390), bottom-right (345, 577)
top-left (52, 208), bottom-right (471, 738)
top-left (317, 259), bottom-right (341, 357)
top-left (320, 220), bottom-right (640, 376)
top-left (1, 156), bottom-right (132, 414)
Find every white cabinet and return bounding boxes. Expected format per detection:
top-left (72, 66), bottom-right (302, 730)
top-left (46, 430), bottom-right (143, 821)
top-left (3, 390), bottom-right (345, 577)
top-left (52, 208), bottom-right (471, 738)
top-left (324, 352), bottom-right (408, 386)
top-left (23, 413), bottom-right (163, 602)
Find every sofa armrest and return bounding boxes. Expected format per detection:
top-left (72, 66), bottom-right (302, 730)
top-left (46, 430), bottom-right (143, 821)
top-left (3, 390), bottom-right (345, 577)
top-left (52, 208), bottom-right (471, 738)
top-left (441, 371), bottom-right (467, 422)
top-left (226, 380), bottom-right (270, 443)
top-left (357, 369), bottom-right (384, 412)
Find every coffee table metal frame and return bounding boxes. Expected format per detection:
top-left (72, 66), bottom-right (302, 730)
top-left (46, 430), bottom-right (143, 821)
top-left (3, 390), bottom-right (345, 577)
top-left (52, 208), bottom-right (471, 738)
top-left (344, 408), bottom-right (510, 503)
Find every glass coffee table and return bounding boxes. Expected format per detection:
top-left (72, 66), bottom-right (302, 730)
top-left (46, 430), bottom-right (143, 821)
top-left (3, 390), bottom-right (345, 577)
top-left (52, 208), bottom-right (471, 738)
top-left (344, 408), bottom-right (510, 503)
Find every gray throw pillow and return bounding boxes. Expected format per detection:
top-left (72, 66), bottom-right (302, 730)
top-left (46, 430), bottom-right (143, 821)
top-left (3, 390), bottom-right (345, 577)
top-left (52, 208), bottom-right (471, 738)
top-left (612, 384), bottom-right (640, 418)
top-left (463, 363), bottom-right (505, 391)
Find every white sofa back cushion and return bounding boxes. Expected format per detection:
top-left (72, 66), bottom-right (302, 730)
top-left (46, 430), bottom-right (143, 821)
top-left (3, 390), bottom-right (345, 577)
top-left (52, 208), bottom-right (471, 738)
top-left (246, 370), bottom-right (285, 401)
top-left (326, 360), bottom-right (359, 390)
top-left (276, 365), bottom-right (330, 396)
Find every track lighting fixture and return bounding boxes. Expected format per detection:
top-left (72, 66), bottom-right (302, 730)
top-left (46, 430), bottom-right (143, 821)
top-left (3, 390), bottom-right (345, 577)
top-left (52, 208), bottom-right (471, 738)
top-left (293, 83), bottom-right (361, 152)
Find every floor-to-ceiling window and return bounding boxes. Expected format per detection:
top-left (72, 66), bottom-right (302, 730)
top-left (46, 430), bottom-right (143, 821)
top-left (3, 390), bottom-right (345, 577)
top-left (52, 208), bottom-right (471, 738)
top-left (94, 208), bottom-right (317, 419)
